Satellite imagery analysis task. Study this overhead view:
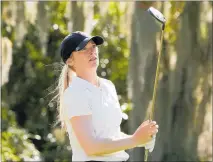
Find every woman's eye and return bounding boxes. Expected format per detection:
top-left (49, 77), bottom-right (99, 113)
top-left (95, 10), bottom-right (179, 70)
top-left (81, 44), bottom-right (96, 52)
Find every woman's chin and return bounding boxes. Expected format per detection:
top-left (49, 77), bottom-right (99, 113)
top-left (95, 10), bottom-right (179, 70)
top-left (89, 60), bottom-right (99, 68)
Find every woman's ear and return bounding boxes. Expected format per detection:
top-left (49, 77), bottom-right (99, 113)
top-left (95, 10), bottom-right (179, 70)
top-left (66, 56), bottom-right (74, 67)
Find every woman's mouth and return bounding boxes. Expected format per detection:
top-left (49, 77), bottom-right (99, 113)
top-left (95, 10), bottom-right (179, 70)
top-left (89, 57), bottom-right (97, 61)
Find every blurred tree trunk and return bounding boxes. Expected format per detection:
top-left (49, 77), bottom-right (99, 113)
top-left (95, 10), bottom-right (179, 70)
top-left (127, 1), bottom-right (159, 161)
top-left (1, 38), bottom-right (13, 86)
top-left (36, 1), bottom-right (50, 55)
top-left (197, 2), bottom-right (212, 161)
top-left (163, 1), bottom-right (212, 161)
top-left (83, 2), bottom-right (95, 34)
top-left (67, 2), bottom-right (94, 34)
top-left (67, 2), bottom-right (85, 32)
top-left (128, 1), bottom-right (212, 161)
top-left (15, 1), bottom-right (27, 48)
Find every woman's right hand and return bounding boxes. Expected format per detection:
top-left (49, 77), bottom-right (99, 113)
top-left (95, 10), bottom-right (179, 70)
top-left (132, 120), bottom-right (159, 146)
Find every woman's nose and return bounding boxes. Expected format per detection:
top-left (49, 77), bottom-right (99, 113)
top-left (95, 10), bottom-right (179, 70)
top-left (89, 49), bottom-right (96, 55)
top-left (90, 46), bottom-right (96, 53)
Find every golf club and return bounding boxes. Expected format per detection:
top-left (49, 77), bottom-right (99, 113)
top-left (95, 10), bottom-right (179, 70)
top-left (144, 6), bottom-right (166, 161)
top-left (148, 7), bottom-right (166, 30)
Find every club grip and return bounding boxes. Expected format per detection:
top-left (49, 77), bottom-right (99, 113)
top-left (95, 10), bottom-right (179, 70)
top-left (144, 149), bottom-right (149, 161)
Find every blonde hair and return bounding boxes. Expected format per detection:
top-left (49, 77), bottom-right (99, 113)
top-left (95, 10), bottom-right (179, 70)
top-left (52, 56), bottom-right (75, 131)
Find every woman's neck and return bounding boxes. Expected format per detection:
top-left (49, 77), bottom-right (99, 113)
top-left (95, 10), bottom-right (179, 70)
top-left (76, 70), bottom-right (99, 87)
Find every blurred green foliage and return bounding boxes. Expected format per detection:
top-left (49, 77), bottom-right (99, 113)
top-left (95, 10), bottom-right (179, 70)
top-left (2, 102), bottom-right (41, 161)
top-left (2, 126), bottom-right (41, 161)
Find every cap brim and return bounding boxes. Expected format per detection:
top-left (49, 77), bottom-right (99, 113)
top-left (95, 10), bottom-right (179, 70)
top-left (75, 36), bottom-right (104, 51)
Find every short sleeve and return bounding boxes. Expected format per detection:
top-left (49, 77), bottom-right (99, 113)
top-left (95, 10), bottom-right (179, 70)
top-left (63, 89), bottom-right (92, 119)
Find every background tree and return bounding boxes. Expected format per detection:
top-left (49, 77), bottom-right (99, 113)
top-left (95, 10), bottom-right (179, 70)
top-left (128, 1), bottom-right (212, 161)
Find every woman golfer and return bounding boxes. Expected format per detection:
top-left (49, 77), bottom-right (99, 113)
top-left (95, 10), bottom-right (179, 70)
top-left (58, 31), bottom-right (159, 162)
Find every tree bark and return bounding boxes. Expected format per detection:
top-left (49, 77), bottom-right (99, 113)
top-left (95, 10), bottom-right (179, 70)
top-left (161, 2), bottom-right (212, 161)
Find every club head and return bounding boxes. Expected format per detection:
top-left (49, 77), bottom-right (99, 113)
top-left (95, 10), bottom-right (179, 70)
top-left (147, 7), bottom-right (166, 24)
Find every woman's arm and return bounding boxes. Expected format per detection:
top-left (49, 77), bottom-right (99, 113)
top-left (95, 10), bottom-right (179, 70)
top-left (70, 115), bottom-right (137, 156)
top-left (70, 115), bottom-right (157, 156)
top-left (120, 131), bottom-right (145, 147)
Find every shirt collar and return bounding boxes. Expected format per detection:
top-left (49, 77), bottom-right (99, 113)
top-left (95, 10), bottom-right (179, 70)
top-left (71, 76), bottom-right (101, 92)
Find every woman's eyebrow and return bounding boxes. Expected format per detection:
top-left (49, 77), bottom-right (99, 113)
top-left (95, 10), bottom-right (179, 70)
top-left (87, 42), bottom-right (96, 47)
top-left (90, 40), bottom-right (95, 44)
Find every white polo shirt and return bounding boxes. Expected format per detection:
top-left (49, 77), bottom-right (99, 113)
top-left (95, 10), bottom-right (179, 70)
top-left (62, 76), bottom-right (129, 161)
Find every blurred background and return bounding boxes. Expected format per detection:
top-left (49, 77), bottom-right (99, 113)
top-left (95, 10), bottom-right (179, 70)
top-left (1, 1), bottom-right (212, 161)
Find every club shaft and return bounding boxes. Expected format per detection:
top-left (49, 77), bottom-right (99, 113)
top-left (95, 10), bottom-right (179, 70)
top-left (144, 28), bottom-right (164, 161)
top-left (149, 29), bottom-right (164, 120)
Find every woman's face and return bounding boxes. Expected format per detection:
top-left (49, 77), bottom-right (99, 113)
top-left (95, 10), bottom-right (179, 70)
top-left (67, 40), bottom-right (99, 72)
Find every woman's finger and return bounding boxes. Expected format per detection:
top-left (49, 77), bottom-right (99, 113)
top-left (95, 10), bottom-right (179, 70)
top-left (149, 122), bottom-right (157, 127)
top-left (141, 120), bottom-right (151, 126)
top-left (152, 129), bottom-right (158, 134)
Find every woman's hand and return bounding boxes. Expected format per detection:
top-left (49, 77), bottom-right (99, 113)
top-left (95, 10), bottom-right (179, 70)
top-left (132, 120), bottom-right (159, 146)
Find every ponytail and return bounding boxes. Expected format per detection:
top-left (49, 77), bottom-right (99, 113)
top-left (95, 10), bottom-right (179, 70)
top-left (58, 64), bottom-right (69, 124)
top-left (56, 62), bottom-right (75, 130)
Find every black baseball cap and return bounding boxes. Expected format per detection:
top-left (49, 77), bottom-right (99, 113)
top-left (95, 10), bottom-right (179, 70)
top-left (60, 31), bottom-right (104, 63)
